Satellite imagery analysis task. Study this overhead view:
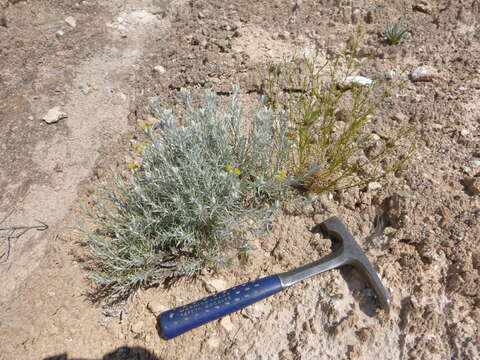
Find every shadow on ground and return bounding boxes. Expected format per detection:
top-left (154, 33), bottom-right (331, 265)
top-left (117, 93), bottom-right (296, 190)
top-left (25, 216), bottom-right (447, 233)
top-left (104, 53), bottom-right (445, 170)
top-left (44, 346), bottom-right (161, 360)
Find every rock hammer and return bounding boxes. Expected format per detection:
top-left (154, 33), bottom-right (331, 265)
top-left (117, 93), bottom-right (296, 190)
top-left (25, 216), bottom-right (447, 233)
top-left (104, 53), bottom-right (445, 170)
top-left (157, 216), bottom-right (391, 339)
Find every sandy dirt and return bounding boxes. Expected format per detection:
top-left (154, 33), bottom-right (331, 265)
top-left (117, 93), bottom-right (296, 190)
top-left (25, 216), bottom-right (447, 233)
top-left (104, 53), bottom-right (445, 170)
top-left (0, 0), bottom-right (479, 359)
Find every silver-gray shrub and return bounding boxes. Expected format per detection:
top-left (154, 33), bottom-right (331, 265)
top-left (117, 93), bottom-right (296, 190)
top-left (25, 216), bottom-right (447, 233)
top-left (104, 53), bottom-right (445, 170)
top-left (85, 87), bottom-right (292, 301)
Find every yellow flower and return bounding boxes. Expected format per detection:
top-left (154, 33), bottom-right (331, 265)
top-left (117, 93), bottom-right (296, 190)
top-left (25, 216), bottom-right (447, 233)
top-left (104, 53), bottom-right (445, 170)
top-left (139, 122), bottom-right (153, 130)
top-left (128, 164), bottom-right (138, 169)
top-left (226, 165), bottom-right (241, 175)
top-left (133, 141), bottom-right (150, 150)
top-left (274, 169), bottom-right (287, 181)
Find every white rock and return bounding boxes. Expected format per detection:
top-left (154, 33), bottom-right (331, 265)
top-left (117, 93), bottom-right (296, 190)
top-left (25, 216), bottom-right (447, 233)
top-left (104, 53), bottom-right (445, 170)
top-left (470, 160), bottom-right (480, 168)
top-left (42, 107), bottom-right (67, 124)
top-left (278, 31), bottom-right (290, 40)
top-left (243, 302), bottom-right (271, 319)
top-left (125, 10), bottom-right (157, 25)
top-left (204, 278), bottom-right (227, 292)
top-left (55, 30), bottom-right (64, 39)
top-left (385, 70), bottom-right (396, 80)
top-left (79, 84), bottom-right (92, 94)
top-left (413, 1), bottom-right (433, 14)
top-left (343, 76), bottom-right (373, 88)
top-left (219, 316), bottom-right (235, 332)
top-left (460, 129), bottom-right (470, 137)
top-left (153, 65), bottom-right (166, 74)
top-left (207, 337), bottom-right (221, 348)
top-left (130, 320), bottom-right (144, 334)
top-left (65, 16), bottom-right (77, 28)
top-left (410, 66), bottom-right (437, 82)
top-left (367, 182), bottom-right (382, 191)
top-left (147, 300), bottom-right (167, 314)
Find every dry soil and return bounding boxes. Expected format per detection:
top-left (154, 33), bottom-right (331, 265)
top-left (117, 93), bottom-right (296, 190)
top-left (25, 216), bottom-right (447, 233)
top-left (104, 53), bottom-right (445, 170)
top-left (0, 0), bottom-right (479, 359)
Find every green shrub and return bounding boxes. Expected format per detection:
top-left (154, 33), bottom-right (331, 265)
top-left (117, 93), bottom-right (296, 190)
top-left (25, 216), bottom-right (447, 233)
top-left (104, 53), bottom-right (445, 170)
top-left (83, 87), bottom-right (293, 301)
top-left (261, 41), bottom-right (412, 193)
top-left (384, 21), bottom-right (408, 45)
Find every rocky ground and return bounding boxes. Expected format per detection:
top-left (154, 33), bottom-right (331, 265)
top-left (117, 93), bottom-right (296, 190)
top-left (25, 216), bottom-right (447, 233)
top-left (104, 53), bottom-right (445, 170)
top-left (0, 0), bottom-right (479, 359)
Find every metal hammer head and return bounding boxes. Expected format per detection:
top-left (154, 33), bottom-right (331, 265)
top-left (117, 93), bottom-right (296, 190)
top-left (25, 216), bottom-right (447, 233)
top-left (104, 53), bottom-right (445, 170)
top-left (320, 217), bottom-right (391, 311)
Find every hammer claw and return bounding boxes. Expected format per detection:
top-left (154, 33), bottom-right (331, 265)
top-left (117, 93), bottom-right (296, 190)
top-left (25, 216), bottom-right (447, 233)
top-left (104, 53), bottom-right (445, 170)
top-left (280, 216), bottom-right (391, 311)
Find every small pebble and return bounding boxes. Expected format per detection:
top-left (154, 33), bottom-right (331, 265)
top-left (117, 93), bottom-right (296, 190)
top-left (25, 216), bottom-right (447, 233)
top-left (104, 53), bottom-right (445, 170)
top-left (463, 177), bottom-right (479, 196)
top-left (342, 76), bottom-right (373, 88)
top-left (65, 16), bottom-right (77, 28)
top-left (153, 65), bottom-right (166, 74)
top-left (385, 70), bottom-right (396, 80)
top-left (79, 84), bottom-right (92, 94)
top-left (470, 160), bottom-right (480, 168)
top-left (302, 203), bottom-right (315, 216)
top-left (130, 320), bottom-right (144, 334)
top-left (55, 30), bottom-right (65, 39)
top-left (207, 337), bottom-right (221, 348)
top-left (410, 66), bottom-right (437, 82)
top-left (204, 278), bottom-right (227, 293)
top-left (147, 300), bottom-right (167, 315)
top-left (219, 316), bottom-right (235, 332)
top-left (243, 302), bottom-right (271, 319)
top-left (351, 8), bottom-right (361, 24)
top-left (313, 214), bottom-right (323, 225)
top-left (368, 182), bottom-right (382, 191)
top-left (413, 1), bottom-right (433, 14)
top-left (365, 10), bottom-right (374, 24)
top-left (278, 31), bottom-right (289, 40)
top-left (42, 106), bottom-right (67, 124)
top-left (309, 318), bottom-right (318, 334)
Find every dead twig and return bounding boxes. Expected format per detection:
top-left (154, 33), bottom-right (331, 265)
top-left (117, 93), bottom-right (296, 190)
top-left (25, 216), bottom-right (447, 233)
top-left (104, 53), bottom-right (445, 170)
top-left (0, 221), bottom-right (48, 232)
top-left (0, 220), bottom-right (49, 264)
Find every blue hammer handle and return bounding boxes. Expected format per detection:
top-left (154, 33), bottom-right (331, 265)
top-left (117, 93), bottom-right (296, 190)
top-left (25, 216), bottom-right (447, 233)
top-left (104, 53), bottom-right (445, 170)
top-left (157, 275), bottom-right (283, 339)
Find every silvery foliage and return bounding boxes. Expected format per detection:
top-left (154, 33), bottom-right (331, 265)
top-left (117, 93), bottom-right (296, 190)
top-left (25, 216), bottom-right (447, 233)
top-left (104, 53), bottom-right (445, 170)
top-left (86, 87), bottom-right (292, 300)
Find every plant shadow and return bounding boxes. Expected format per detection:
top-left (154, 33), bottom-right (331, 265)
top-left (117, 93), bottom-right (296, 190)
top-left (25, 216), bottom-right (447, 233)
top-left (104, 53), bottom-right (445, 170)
top-left (43, 346), bottom-right (161, 360)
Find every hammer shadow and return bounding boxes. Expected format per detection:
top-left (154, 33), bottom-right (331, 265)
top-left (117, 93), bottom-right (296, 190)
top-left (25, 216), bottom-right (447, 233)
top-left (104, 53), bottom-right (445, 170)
top-left (312, 224), bottom-right (381, 317)
top-left (43, 346), bottom-right (161, 360)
